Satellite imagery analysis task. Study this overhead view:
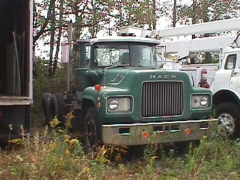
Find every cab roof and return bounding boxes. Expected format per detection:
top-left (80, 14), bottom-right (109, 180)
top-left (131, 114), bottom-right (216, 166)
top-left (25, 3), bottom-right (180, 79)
top-left (76, 36), bottom-right (160, 45)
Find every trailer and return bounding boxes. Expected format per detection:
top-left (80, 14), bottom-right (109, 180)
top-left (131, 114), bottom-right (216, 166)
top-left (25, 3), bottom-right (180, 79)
top-left (0, 0), bottom-right (33, 141)
top-left (119, 18), bottom-right (240, 139)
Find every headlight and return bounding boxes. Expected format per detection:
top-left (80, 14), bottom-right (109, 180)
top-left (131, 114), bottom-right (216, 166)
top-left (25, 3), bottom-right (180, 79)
top-left (200, 96), bottom-right (208, 106)
top-left (107, 97), bottom-right (131, 112)
top-left (191, 95), bottom-right (210, 108)
top-left (109, 99), bottom-right (119, 110)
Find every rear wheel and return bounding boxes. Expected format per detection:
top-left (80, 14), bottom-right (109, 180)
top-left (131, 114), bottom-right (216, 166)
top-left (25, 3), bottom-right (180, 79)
top-left (41, 93), bottom-right (52, 126)
top-left (216, 102), bottom-right (240, 139)
top-left (83, 107), bottom-right (103, 153)
top-left (49, 93), bottom-right (65, 124)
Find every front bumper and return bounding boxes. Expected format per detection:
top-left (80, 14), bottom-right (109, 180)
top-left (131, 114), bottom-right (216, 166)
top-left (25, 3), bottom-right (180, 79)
top-left (102, 119), bottom-right (218, 146)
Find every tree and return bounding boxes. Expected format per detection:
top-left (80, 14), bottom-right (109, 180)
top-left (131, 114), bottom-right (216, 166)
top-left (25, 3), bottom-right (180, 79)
top-left (178, 0), bottom-right (240, 25)
top-left (34, 0), bottom-right (70, 76)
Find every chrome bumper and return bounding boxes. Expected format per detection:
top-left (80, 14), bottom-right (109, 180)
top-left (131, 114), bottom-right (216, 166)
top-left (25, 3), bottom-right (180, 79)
top-left (102, 119), bottom-right (218, 146)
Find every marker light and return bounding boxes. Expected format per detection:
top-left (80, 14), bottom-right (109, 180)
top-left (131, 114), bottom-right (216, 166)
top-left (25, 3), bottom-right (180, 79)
top-left (97, 102), bottom-right (101, 108)
top-left (142, 131), bottom-right (149, 138)
top-left (95, 84), bottom-right (101, 92)
top-left (185, 128), bottom-right (191, 135)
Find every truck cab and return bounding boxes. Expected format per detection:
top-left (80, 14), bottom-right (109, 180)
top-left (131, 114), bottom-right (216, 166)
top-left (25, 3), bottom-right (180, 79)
top-left (212, 48), bottom-right (240, 94)
top-left (77, 37), bottom-right (219, 151)
top-left (43, 36), bottom-right (218, 153)
top-left (212, 48), bottom-right (240, 139)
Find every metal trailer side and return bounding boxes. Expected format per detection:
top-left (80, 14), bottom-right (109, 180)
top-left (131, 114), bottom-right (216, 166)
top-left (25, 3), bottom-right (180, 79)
top-left (0, 0), bottom-right (33, 141)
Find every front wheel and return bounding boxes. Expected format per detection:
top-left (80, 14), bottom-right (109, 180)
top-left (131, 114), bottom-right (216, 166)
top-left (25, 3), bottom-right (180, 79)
top-left (83, 107), bottom-right (103, 153)
top-left (215, 102), bottom-right (240, 139)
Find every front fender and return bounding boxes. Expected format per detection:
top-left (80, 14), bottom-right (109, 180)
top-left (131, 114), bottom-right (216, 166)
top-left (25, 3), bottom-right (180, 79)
top-left (213, 88), bottom-right (240, 106)
top-left (82, 87), bottom-right (99, 106)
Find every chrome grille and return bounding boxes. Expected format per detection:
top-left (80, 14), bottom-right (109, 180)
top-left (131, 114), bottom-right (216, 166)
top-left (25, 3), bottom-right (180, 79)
top-left (142, 82), bottom-right (184, 117)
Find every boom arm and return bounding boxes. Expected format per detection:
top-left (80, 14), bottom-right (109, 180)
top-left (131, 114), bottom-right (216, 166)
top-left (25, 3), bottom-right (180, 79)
top-left (151, 18), bottom-right (240, 38)
top-left (161, 35), bottom-right (239, 59)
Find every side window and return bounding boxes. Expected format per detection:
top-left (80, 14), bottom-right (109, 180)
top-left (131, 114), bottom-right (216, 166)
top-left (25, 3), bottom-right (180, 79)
top-left (74, 45), bottom-right (90, 67)
top-left (224, 54), bottom-right (237, 70)
top-left (86, 45), bottom-right (90, 67)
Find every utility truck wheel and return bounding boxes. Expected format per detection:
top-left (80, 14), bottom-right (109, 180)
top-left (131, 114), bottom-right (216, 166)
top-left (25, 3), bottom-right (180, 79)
top-left (216, 102), bottom-right (240, 139)
top-left (49, 93), bottom-right (65, 124)
top-left (83, 107), bottom-right (103, 154)
top-left (41, 93), bottom-right (52, 126)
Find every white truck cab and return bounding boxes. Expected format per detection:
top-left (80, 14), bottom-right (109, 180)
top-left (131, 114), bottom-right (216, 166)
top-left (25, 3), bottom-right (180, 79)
top-left (212, 48), bottom-right (240, 139)
top-left (212, 48), bottom-right (240, 94)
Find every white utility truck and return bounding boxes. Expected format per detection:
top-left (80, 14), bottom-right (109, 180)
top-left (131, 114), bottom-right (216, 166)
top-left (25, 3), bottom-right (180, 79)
top-left (0, 0), bottom-right (33, 141)
top-left (119, 18), bottom-right (240, 139)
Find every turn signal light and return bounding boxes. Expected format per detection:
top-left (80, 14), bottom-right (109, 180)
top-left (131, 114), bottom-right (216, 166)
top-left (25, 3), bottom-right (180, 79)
top-left (97, 102), bottom-right (101, 108)
top-left (142, 131), bottom-right (149, 138)
top-left (185, 128), bottom-right (191, 135)
top-left (95, 84), bottom-right (101, 92)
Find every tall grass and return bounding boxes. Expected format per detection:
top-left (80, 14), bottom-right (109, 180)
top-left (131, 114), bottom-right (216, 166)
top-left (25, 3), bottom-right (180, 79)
top-left (1, 117), bottom-right (240, 180)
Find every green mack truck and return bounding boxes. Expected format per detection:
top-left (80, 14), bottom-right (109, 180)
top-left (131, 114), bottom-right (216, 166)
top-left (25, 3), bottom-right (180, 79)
top-left (41, 35), bottom-right (218, 152)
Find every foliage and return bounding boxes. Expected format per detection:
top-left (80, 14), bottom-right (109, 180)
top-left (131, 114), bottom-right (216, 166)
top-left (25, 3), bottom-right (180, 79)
top-left (2, 123), bottom-right (240, 180)
top-left (178, 0), bottom-right (240, 25)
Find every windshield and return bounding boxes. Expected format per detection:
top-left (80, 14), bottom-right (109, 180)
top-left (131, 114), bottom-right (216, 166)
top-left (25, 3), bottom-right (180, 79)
top-left (93, 43), bottom-right (156, 67)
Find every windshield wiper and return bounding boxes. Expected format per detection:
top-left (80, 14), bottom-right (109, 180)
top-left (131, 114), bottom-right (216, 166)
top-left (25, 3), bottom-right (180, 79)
top-left (132, 59), bottom-right (156, 68)
top-left (133, 65), bottom-right (156, 69)
top-left (106, 63), bottom-right (130, 70)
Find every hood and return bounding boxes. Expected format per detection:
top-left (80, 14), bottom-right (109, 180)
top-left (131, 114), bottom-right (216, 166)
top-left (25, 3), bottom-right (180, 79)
top-left (100, 68), bottom-right (192, 88)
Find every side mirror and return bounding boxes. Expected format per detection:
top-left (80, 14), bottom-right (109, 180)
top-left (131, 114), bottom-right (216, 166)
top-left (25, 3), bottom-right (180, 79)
top-left (61, 44), bottom-right (69, 63)
top-left (86, 70), bottom-right (101, 84)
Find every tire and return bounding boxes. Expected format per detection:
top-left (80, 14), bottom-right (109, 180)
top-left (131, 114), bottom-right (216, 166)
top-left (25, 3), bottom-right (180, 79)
top-left (215, 102), bottom-right (240, 139)
top-left (49, 93), bottom-right (65, 124)
top-left (83, 107), bottom-right (103, 153)
top-left (41, 93), bottom-right (52, 126)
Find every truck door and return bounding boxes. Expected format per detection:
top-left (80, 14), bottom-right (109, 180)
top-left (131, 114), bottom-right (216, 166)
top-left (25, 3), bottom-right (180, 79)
top-left (212, 53), bottom-right (238, 94)
top-left (228, 53), bottom-right (240, 93)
